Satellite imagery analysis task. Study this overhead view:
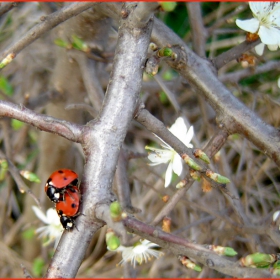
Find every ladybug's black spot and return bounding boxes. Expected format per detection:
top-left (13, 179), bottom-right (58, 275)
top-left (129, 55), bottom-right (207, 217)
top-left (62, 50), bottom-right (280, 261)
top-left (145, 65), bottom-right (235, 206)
top-left (58, 170), bottom-right (64, 174)
top-left (71, 203), bottom-right (77, 208)
top-left (63, 177), bottom-right (68, 181)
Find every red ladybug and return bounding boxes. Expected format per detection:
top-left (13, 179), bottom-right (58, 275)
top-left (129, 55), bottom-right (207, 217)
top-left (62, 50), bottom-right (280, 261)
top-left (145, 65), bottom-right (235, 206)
top-left (45, 169), bottom-right (78, 203)
top-left (56, 186), bottom-right (80, 230)
top-left (59, 215), bottom-right (76, 231)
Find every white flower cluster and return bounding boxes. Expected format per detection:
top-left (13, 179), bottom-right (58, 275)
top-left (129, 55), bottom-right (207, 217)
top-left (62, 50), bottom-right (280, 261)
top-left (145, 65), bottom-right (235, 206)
top-left (236, 2), bottom-right (280, 55)
top-left (111, 239), bottom-right (164, 268)
top-left (32, 206), bottom-right (63, 248)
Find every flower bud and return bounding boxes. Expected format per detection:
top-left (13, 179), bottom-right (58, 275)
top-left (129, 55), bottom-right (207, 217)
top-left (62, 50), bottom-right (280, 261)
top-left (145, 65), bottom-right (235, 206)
top-left (0, 53), bottom-right (16, 69)
top-left (240, 253), bottom-right (276, 268)
top-left (158, 47), bottom-right (173, 57)
top-left (159, 2), bottom-right (177, 12)
top-left (189, 170), bottom-right (201, 182)
top-left (182, 154), bottom-right (202, 171)
top-left (162, 195), bottom-right (169, 203)
top-left (110, 201), bottom-right (122, 222)
top-left (106, 229), bottom-right (120, 251)
top-left (149, 42), bottom-right (158, 51)
top-left (162, 217), bottom-right (171, 233)
top-left (206, 245), bottom-right (237, 256)
top-left (193, 149), bottom-right (210, 164)
top-left (205, 169), bottom-right (230, 184)
top-left (178, 255), bottom-right (202, 272)
top-left (176, 179), bottom-right (187, 189)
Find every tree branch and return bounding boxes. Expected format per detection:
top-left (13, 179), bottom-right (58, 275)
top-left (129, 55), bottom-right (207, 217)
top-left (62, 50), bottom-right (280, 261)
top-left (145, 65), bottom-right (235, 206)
top-left (0, 101), bottom-right (83, 142)
top-left (150, 20), bottom-right (280, 168)
top-left (45, 4), bottom-right (154, 277)
top-left (0, 2), bottom-right (17, 17)
top-left (123, 216), bottom-right (275, 278)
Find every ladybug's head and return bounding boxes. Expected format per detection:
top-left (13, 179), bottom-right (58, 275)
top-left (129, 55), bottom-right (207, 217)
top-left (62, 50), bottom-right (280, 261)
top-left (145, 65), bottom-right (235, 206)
top-left (60, 215), bottom-right (75, 230)
top-left (46, 186), bottom-right (61, 203)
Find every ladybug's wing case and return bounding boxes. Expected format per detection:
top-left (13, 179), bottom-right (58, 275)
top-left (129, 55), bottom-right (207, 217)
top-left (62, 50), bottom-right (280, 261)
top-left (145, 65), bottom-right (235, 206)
top-left (56, 187), bottom-right (80, 217)
top-left (49, 169), bottom-right (79, 189)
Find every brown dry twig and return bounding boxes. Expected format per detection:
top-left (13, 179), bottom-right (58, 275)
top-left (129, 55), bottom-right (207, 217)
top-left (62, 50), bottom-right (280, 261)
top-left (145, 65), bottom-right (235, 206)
top-left (0, 101), bottom-right (83, 143)
top-left (0, 2), bottom-right (96, 64)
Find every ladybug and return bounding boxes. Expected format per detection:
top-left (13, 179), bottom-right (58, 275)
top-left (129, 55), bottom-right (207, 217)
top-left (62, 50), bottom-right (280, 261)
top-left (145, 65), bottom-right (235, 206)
top-left (60, 215), bottom-right (76, 231)
top-left (56, 186), bottom-right (80, 217)
top-left (56, 186), bottom-right (80, 230)
top-left (45, 169), bottom-right (78, 203)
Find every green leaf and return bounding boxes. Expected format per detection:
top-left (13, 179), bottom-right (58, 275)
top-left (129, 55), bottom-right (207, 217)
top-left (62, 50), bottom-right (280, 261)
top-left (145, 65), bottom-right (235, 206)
top-left (20, 170), bottom-right (41, 183)
top-left (11, 119), bottom-right (24, 130)
top-left (32, 257), bottom-right (45, 277)
top-left (54, 38), bottom-right (70, 49)
top-left (162, 70), bottom-right (176, 81)
top-left (71, 35), bottom-right (89, 52)
top-left (22, 228), bottom-right (35, 240)
top-left (0, 160), bottom-right (8, 181)
top-left (0, 76), bottom-right (13, 96)
top-left (159, 91), bottom-right (169, 104)
top-left (163, 3), bottom-right (189, 38)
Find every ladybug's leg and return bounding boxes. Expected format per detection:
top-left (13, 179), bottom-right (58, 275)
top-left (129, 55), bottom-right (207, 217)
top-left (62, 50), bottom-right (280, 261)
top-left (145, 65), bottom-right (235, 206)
top-left (60, 189), bottom-right (66, 202)
top-left (65, 188), bottom-right (77, 200)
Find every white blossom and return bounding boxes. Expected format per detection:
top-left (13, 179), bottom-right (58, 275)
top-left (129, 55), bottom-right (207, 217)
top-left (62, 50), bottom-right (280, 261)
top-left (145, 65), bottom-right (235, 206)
top-left (32, 206), bottom-right (63, 248)
top-left (236, 2), bottom-right (280, 54)
top-left (114, 239), bottom-right (164, 268)
top-left (146, 117), bottom-right (194, 188)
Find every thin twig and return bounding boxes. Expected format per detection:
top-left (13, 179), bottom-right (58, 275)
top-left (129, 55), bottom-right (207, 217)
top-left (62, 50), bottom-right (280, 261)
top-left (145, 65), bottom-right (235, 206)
top-left (0, 150), bottom-right (40, 207)
top-left (65, 103), bottom-right (97, 118)
top-left (212, 38), bottom-right (261, 70)
top-left (0, 2), bottom-right (96, 63)
top-left (0, 100), bottom-right (83, 143)
top-left (219, 60), bottom-right (280, 83)
top-left (70, 51), bottom-right (104, 113)
top-left (0, 2), bottom-right (18, 17)
top-left (186, 2), bottom-right (207, 57)
top-left (154, 75), bottom-right (181, 113)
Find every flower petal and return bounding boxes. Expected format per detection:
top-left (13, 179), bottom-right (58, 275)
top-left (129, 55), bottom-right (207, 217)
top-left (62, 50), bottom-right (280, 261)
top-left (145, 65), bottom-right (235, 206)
top-left (267, 44), bottom-right (278, 51)
top-left (172, 153), bottom-right (183, 176)
top-left (32, 206), bottom-right (49, 224)
top-left (184, 125), bottom-right (194, 148)
top-left (236, 18), bottom-right (260, 33)
top-left (258, 25), bottom-right (280, 45)
top-left (147, 149), bottom-right (173, 165)
top-left (169, 117), bottom-right (187, 140)
top-left (168, 117), bottom-right (194, 147)
top-left (46, 208), bottom-right (61, 225)
top-left (255, 43), bottom-right (265, 55)
top-left (165, 161), bottom-right (173, 188)
top-left (249, 2), bottom-right (274, 18)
